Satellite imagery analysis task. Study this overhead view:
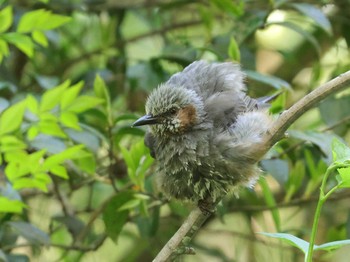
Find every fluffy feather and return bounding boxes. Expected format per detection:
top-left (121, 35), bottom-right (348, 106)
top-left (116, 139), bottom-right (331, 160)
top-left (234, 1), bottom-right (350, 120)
top-left (136, 60), bottom-right (274, 203)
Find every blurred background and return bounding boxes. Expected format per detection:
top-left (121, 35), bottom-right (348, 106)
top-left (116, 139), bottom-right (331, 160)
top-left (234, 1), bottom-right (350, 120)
top-left (1, 0), bottom-right (350, 261)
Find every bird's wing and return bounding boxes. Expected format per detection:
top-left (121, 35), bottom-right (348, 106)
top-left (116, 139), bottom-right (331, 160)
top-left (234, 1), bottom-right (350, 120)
top-left (167, 61), bottom-right (246, 99)
top-left (167, 61), bottom-right (250, 128)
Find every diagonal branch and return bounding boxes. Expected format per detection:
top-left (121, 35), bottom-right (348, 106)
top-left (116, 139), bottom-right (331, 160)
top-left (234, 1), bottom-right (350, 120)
top-left (153, 70), bottom-right (350, 262)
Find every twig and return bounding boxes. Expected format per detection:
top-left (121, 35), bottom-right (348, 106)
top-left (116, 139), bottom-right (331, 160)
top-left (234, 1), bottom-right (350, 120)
top-left (264, 71), bottom-right (350, 147)
top-left (153, 70), bottom-right (350, 261)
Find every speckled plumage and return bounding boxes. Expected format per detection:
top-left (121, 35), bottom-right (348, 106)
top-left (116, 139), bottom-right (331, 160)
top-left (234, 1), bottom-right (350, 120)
top-left (133, 61), bottom-right (274, 204)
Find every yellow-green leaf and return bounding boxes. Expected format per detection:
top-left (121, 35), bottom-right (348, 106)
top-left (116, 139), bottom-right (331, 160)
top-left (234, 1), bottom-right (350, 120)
top-left (0, 197), bottom-right (26, 213)
top-left (32, 30), bottom-right (48, 47)
top-left (228, 36), bottom-right (240, 62)
top-left (0, 6), bottom-right (12, 33)
top-left (0, 100), bottom-right (27, 136)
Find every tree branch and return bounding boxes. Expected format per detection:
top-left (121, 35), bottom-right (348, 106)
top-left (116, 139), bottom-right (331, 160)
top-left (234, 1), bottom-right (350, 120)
top-left (153, 70), bottom-right (350, 262)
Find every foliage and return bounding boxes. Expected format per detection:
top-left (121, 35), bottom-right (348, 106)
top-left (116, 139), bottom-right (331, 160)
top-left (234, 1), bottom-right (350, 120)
top-left (0, 0), bottom-right (350, 261)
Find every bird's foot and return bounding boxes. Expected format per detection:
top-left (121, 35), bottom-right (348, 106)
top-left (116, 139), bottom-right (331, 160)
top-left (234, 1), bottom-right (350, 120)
top-left (198, 199), bottom-right (216, 216)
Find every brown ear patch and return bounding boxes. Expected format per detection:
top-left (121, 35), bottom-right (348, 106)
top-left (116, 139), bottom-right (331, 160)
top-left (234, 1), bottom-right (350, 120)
top-left (177, 105), bottom-right (197, 130)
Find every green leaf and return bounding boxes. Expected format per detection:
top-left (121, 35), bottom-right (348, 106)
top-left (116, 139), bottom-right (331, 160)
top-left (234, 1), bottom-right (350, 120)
top-left (117, 199), bottom-right (141, 212)
top-left (245, 70), bottom-right (291, 90)
top-left (38, 120), bottom-right (66, 138)
top-left (94, 75), bottom-right (111, 111)
top-left (40, 80), bottom-right (70, 112)
top-left (210, 0), bottom-right (244, 17)
top-left (50, 165), bottom-right (68, 179)
top-left (42, 145), bottom-right (84, 169)
top-left (120, 145), bottom-right (136, 183)
top-left (285, 160), bottom-right (305, 202)
top-left (60, 81), bottom-right (84, 110)
top-left (259, 178), bottom-right (280, 231)
top-left (115, 126), bottom-right (145, 145)
top-left (13, 177), bottom-right (48, 192)
top-left (315, 239), bottom-right (350, 251)
top-left (32, 30), bottom-right (48, 47)
top-left (26, 94), bottom-right (39, 114)
top-left (332, 138), bottom-right (350, 164)
top-left (289, 3), bottom-right (332, 35)
top-left (0, 196), bottom-right (26, 213)
top-left (33, 172), bottom-right (52, 184)
top-left (17, 9), bottom-right (71, 33)
top-left (336, 167), bottom-right (350, 188)
top-left (0, 100), bottom-right (26, 136)
top-left (59, 111), bottom-right (80, 130)
top-left (259, 232), bottom-right (310, 254)
top-left (27, 125), bottom-right (39, 140)
top-left (0, 38), bottom-right (10, 62)
top-left (7, 221), bottom-right (50, 245)
top-left (0, 135), bottom-right (27, 152)
top-left (2, 32), bottom-right (34, 57)
top-left (103, 192), bottom-right (134, 243)
top-left (289, 130), bottom-right (338, 163)
top-left (65, 96), bottom-right (103, 113)
top-left (73, 151), bottom-right (96, 174)
top-left (227, 36), bottom-right (240, 62)
top-left (319, 95), bottom-right (350, 136)
top-left (28, 149), bottom-right (46, 173)
top-left (268, 21), bottom-right (321, 56)
top-left (0, 6), bottom-right (12, 33)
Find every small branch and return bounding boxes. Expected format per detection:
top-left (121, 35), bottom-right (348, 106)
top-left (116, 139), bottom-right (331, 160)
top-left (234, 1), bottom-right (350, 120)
top-left (154, 208), bottom-right (210, 262)
top-left (153, 70), bottom-right (350, 261)
top-left (263, 71), bottom-right (350, 147)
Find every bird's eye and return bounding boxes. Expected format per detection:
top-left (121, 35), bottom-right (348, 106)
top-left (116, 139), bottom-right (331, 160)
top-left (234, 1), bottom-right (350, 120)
top-left (169, 107), bottom-right (178, 115)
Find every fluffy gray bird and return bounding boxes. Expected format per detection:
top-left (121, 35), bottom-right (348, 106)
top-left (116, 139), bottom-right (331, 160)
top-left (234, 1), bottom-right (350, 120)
top-left (133, 61), bottom-right (274, 209)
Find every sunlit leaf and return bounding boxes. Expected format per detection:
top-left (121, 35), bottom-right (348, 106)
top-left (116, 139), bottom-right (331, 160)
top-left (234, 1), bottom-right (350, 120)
top-left (0, 38), bottom-right (10, 62)
top-left (40, 80), bottom-right (70, 112)
top-left (50, 165), bottom-right (68, 179)
top-left (228, 36), bottom-right (240, 62)
top-left (32, 30), bottom-right (48, 47)
top-left (60, 111), bottom-right (80, 130)
top-left (42, 145), bottom-right (84, 169)
top-left (336, 167), bottom-right (350, 188)
top-left (2, 32), bottom-right (34, 57)
top-left (13, 177), bottom-right (48, 192)
top-left (65, 96), bottom-right (103, 113)
top-left (94, 75), bottom-right (111, 111)
top-left (0, 135), bottom-right (27, 152)
top-left (0, 197), bottom-right (26, 213)
top-left (17, 9), bottom-right (71, 33)
top-left (0, 100), bottom-right (27, 136)
top-left (332, 138), bottom-right (350, 164)
top-left (26, 94), bottom-right (39, 114)
top-left (38, 120), bottom-right (66, 138)
top-left (60, 81), bottom-right (84, 110)
top-left (0, 6), bottom-right (12, 33)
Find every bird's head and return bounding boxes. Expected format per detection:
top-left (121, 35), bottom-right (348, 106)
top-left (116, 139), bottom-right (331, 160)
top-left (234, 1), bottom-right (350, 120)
top-left (132, 84), bottom-right (205, 136)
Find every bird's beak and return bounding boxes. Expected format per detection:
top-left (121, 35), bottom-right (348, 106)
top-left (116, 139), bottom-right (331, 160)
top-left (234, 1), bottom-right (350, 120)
top-left (132, 114), bottom-right (159, 127)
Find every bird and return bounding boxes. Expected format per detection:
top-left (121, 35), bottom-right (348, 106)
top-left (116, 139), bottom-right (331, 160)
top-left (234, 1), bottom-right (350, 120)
top-left (132, 60), bottom-right (275, 211)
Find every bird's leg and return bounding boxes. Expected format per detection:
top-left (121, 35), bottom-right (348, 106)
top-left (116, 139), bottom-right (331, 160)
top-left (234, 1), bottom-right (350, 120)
top-left (197, 197), bottom-right (216, 215)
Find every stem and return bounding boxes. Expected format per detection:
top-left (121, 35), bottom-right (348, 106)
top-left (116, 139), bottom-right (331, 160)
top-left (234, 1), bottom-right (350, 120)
top-left (306, 165), bottom-right (338, 261)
